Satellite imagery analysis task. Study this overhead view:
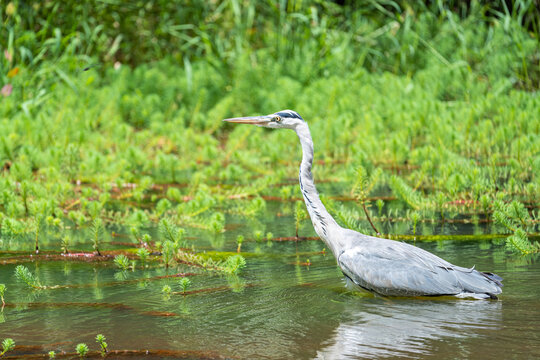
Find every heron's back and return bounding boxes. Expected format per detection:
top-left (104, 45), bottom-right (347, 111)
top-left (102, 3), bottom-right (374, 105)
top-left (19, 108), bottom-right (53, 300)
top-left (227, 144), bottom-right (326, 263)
top-left (336, 230), bottom-right (502, 299)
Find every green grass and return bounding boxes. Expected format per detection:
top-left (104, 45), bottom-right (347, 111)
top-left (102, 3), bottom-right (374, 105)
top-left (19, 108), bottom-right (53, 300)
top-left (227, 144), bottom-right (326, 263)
top-left (0, 2), bottom-right (538, 255)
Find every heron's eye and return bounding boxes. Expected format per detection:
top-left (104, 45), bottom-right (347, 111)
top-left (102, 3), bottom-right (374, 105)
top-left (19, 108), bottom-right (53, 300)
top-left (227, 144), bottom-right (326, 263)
top-left (273, 116), bottom-right (281, 122)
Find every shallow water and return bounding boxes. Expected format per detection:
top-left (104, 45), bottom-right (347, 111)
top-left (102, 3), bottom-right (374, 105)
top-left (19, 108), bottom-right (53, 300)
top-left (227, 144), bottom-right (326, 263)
top-left (1, 204), bottom-right (540, 359)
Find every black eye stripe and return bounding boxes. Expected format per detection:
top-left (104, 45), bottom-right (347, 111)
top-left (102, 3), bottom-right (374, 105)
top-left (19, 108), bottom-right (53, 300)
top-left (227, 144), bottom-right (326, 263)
top-left (275, 110), bottom-right (303, 120)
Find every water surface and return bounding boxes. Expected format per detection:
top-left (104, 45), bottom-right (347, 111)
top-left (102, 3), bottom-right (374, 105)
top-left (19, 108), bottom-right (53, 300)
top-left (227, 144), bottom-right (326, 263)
top-left (1, 205), bottom-right (539, 359)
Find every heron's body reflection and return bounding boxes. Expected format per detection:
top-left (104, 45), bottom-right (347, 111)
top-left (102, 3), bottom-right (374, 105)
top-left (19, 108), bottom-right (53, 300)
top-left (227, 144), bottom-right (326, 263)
top-left (316, 298), bottom-right (502, 359)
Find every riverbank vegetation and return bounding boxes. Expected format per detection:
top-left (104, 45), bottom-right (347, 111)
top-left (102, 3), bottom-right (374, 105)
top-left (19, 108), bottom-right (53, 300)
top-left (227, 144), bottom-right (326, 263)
top-left (1, 1), bottom-right (539, 262)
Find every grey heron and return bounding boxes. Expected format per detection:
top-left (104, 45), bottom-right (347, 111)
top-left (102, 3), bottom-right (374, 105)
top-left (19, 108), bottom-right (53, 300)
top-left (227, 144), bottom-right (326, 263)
top-left (224, 110), bottom-right (503, 299)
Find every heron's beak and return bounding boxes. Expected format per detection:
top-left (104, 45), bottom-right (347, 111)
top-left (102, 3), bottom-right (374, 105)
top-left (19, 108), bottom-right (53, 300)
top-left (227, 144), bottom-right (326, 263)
top-left (223, 115), bottom-right (271, 126)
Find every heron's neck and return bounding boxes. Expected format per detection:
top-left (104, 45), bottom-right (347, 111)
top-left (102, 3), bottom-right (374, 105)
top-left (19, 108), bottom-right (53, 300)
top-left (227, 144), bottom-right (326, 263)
top-left (295, 123), bottom-right (341, 249)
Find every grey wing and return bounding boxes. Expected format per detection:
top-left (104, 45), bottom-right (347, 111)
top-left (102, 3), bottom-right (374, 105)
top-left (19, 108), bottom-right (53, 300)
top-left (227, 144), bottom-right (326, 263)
top-left (337, 235), bottom-right (502, 297)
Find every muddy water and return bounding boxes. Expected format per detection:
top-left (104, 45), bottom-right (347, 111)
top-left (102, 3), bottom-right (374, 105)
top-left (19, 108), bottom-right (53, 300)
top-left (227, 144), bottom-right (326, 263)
top-left (1, 204), bottom-right (539, 359)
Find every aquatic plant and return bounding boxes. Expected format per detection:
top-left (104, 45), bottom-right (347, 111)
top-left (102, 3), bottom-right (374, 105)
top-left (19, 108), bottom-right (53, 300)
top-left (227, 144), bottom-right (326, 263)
top-left (76, 343), bottom-right (89, 359)
top-left (253, 230), bottom-right (263, 242)
top-left (96, 334), bottom-right (108, 356)
top-left (294, 201), bottom-right (307, 237)
top-left (179, 277), bottom-right (192, 294)
top-left (158, 218), bottom-right (185, 247)
top-left (91, 218), bottom-right (104, 256)
top-left (493, 199), bottom-right (539, 254)
top-left (48, 350), bottom-right (55, 359)
top-left (223, 255), bottom-right (247, 275)
top-left (352, 166), bottom-right (382, 234)
top-left (14, 265), bottom-right (42, 289)
top-left (1, 338), bottom-right (15, 357)
top-left (209, 212), bottom-right (225, 234)
top-left (161, 241), bottom-right (176, 268)
top-left (162, 285), bottom-right (172, 295)
top-left (61, 235), bottom-right (71, 254)
top-left (0, 284), bottom-right (5, 308)
top-left (236, 235), bottom-right (244, 253)
top-left (113, 255), bottom-right (130, 271)
top-left (136, 248), bottom-right (150, 268)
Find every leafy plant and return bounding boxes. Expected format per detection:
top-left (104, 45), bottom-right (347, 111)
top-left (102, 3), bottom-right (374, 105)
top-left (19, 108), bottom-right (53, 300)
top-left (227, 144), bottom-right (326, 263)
top-left (113, 255), bottom-right (130, 271)
top-left (76, 343), bottom-right (89, 359)
top-left (1, 338), bottom-right (15, 357)
top-left (179, 277), bottom-right (192, 294)
top-left (14, 265), bottom-right (42, 289)
top-left (0, 284), bottom-right (5, 308)
top-left (294, 201), bottom-right (307, 238)
top-left (223, 255), bottom-right (247, 275)
top-left (493, 199), bottom-right (539, 254)
top-left (236, 235), bottom-right (244, 253)
top-left (96, 334), bottom-right (108, 356)
top-left (91, 218), bottom-right (104, 256)
top-left (162, 285), bottom-right (172, 295)
top-left (48, 350), bottom-right (55, 359)
top-left (136, 248), bottom-right (150, 268)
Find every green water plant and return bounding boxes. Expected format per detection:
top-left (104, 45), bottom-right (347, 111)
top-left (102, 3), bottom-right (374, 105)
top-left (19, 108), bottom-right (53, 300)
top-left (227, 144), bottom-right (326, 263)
top-left (352, 166), bottom-right (382, 234)
top-left (76, 343), bottom-right (89, 359)
top-left (48, 350), bottom-right (55, 358)
top-left (294, 201), bottom-right (307, 238)
top-left (161, 240), bottom-right (176, 268)
top-left (179, 277), bottom-right (192, 294)
top-left (96, 334), bottom-right (108, 356)
top-left (113, 255), bottom-right (130, 271)
top-left (91, 218), bottom-right (104, 256)
top-left (236, 235), bottom-right (244, 253)
top-left (0, 284), bottom-right (5, 308)
top-left (136, 248), bottom-right (150, 268)
top-left (158, 218), bottom-right (185, 247)
top-left (493, 199), bottom-right (539, 254)
top-left (1, 338), bottom-right (15, 357)
top-left (61, 235), bottom-right (71, 254)
top-left (223, 255), bottom-right (246, 275)
top-left (14, 265), bottom-right (43, 289)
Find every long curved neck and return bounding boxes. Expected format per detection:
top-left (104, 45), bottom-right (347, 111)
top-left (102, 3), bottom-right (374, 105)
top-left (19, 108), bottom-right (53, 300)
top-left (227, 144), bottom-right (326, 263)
top-left (295, 122), bottom-right (341, 250)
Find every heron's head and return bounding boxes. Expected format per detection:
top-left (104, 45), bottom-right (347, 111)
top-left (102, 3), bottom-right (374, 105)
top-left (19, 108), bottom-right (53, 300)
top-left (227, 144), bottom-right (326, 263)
top-left (223, 110), bottom-right (304, 130)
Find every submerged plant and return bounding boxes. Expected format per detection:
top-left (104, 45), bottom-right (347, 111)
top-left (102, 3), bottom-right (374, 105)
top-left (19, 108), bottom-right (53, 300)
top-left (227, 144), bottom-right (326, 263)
top-left (96, 334), bottom-right (108, 356)
top-left (1, 338), bottom-right (15, 357)
top-left (48, 350), bottom-right (55, 359)
top-left (76, 343), bottom-right (89, 358)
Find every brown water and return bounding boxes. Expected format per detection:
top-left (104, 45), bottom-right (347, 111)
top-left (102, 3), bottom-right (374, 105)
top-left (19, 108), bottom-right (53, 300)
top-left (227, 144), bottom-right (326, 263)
top-left (1, 205), bottom-right (540, 359)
